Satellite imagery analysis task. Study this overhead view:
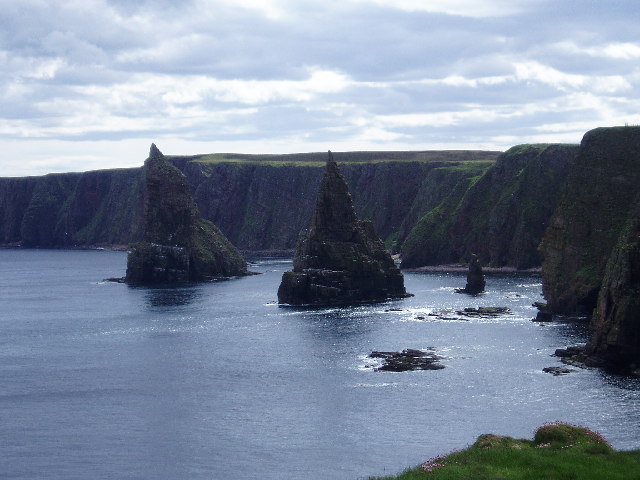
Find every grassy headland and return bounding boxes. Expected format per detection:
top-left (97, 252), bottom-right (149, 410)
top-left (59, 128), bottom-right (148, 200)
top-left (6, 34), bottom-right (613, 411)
top-left (369, 423), bottom-right (640, 480)
top-left (188, 150), bottom-right (500, 167)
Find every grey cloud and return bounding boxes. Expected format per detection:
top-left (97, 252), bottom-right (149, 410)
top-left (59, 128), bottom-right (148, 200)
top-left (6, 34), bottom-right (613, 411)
top-left (0, 0), bottom-right (639, 175)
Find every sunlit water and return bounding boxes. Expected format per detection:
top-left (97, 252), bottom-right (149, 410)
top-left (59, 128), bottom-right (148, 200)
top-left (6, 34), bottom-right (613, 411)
top-left (1, 249), bottom-right (638, 480)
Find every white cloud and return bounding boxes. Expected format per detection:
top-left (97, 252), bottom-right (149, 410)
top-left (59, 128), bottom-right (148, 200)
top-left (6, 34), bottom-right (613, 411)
top-left (554, 41), bottom-right (640, 60)
top-left (349, 0), bottom-right (540, 17)
top-left (1, 0), bottom-right (640, 175)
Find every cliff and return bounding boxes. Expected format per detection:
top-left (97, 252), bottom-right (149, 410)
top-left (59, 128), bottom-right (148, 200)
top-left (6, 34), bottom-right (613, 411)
top-left (401, 144), bottom-right (579, 269)
top-left (0, 169), bottom-right (144, 247)
top-left (277, 153), bottom-right (409, 306)
top-left (0, 150), bottom-right (500, 256)
top-left (125, 144), bottom-right (246, 283)
top-left (540, 126), bottom-right (640, 316)
top-left (585, 196), bottom-right (640, 369)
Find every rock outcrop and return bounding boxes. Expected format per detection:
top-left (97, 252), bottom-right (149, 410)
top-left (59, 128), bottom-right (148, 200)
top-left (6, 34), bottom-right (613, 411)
top-left (584, 197), bottom-right (640, 370)
top-left (456, 254), bottom-right (485, 294)
top-left (125, 144), bottom-right (246, 284)
top-left (541, 127), bottom-right (640, 316)
top-left (368, 349), bottom-right (444, 372)
top-left (277, 152), bottom-right (410, 306)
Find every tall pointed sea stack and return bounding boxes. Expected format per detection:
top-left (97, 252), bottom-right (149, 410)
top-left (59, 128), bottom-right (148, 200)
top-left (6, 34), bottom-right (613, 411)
top-left (125, 144), bottom-right (247, 283)
top-left (278, 152), bottom-right (410, 306)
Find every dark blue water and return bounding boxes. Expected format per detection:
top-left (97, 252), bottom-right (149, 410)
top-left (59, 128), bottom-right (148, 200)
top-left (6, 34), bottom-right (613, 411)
top-left (1, 249), bottom-right (638, 479)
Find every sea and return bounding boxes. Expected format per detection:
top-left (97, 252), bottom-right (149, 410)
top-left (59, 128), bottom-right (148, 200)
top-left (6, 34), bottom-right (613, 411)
top-left (1, 248), bottom-right (639, 480)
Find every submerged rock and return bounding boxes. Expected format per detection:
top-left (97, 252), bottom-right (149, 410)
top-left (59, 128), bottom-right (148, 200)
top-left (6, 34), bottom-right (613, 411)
top-left (368, 349), bottom-right (445, 372)
top-left (277, 152), bottom-right (410, 306)
top-left (125, 144), bottom-right (247, 284)
top-left (455, 254), bottom-right (485, 294)
top-left (427, 306), bottom-right (511, 321)
top-left (543, 366), bottom-right (575, 376)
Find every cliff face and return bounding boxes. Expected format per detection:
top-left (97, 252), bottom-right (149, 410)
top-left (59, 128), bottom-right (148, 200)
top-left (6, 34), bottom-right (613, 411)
top-left (2, 150), bottom-right (507, 262)
top-left (184, 159), bottom-right (459, 252)
top-left (541, 127), bottom-right (640, 315)
top-left (0, 169), bottom-right (144, 247)
top-left (401, 144), bottom-right (578, 269)
top-left (125, 145), bottom-right (246, 283)
top-left (278, 154), bottom-right (408, 306)
top-left (585, 196), bottom-right (640, 369)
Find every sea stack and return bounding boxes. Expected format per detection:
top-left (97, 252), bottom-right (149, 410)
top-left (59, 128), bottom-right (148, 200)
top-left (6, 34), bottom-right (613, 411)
top-left (277, 151), bottom-right (410, 306)
top-left (456, 254), bottom-right (486, 294)
top-left (125, 144), bottom-right (247, 283)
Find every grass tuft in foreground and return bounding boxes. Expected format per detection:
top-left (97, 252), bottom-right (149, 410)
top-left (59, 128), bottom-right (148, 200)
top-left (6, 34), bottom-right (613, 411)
top-left (369, 422), bottom-right (640, 480)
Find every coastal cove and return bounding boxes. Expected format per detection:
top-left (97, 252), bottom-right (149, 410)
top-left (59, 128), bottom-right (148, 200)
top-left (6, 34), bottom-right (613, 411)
top-left (1, 249), bottom-right (639, 480)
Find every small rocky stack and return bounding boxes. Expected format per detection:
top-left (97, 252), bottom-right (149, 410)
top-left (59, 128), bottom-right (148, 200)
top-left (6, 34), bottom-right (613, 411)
top-left (277, 151), bottom-right (410, 306)
top-left (125, 144), bottom-right (247, 284)
top-left (456, 254), bottom-right (486, 294)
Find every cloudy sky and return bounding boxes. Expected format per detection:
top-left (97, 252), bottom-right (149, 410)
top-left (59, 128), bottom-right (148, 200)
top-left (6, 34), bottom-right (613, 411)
top-left (1, 0), bottom-right (639, 176)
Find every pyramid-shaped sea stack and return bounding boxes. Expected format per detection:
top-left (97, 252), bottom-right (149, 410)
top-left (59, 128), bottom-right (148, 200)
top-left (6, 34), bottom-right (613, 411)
top-left (278, 152), bottom-right (410, 306)
top-left (125, 144), bottom-right (247, 283)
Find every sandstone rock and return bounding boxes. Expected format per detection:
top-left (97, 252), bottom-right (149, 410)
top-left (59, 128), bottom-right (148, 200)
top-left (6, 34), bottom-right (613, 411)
top-left (277, 152), bottom-right (410, 306)
top-left (125, 144), bottom-right (247, 284)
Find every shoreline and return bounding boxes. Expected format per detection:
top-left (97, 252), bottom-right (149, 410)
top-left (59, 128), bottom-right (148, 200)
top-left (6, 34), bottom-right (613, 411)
top-left (0, 244), bottom-right (543, 274)
top-left (403, 264), bottom-right (542, 274)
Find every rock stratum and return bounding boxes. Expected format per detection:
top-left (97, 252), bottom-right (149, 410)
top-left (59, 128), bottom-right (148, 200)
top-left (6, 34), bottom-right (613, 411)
top-left (277, 153), bottom-right (409, 306)
top-left (125, 144), bottom-right (246, 283)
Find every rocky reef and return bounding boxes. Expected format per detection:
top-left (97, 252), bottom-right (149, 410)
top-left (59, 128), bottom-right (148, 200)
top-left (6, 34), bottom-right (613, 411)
top-left (125, 144), bottom-right (246, 284)
top-left (368, 349), bottom-right (444, 372)
top-left (277, 153), bottom-right (410, 306)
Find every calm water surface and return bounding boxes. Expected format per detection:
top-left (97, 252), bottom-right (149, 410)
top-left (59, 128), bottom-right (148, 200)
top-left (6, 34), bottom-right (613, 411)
top-left (1, 249), bottom-right (639, 479)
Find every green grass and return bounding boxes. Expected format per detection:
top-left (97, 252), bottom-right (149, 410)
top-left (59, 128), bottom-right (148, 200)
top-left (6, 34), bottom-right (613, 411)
top-left (369, 423), bottom-right (640, 480)
top-left (185, 151), bottom-right (501, 167)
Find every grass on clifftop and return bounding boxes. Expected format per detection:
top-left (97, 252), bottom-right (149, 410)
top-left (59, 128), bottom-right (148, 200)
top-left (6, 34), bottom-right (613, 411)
top-left (190, 151), bottom-right (500, 167)
top-left (369, 423), bottom-right (640, 480)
